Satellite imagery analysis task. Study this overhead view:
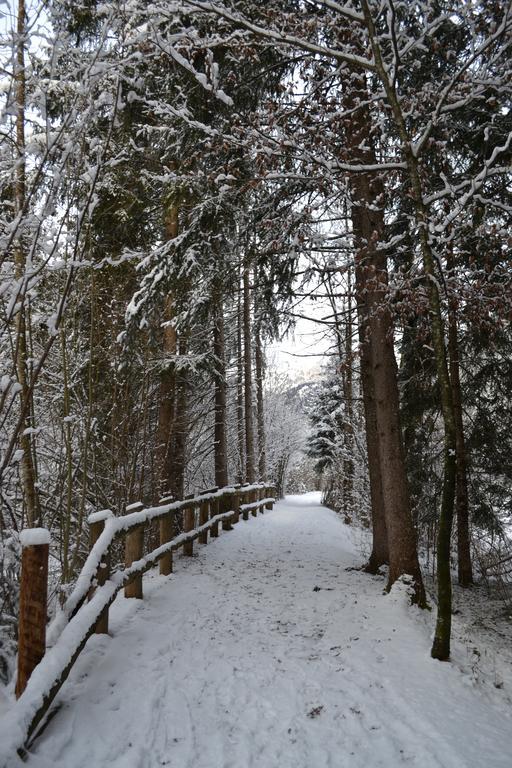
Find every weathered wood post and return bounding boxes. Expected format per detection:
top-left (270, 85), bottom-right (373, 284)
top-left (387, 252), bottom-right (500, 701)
top-left (258, 484), bottom-right (265, 513)
top-left (88, 509), bottom-right (113, 634)
top-left (125, 523), bottom-right (145, 599)
top-left (159, 495), bottom-right (174, 575)
top-left (198, 496), bottom-right (209, 544)
top-left (16, 528), bottom-right (50, 698)
top-left (251, 486), bottom-right (258, 517)
top-left (232, 485), bottom-right (241, 524)
top-left (209, 487), bottom-right (220, 537)
top-left (222, 489), bottom-right (233, 531)
top-left (183, 494), bottom-right (195, 556)
top-left (241, 484), bottom-right (250, 521)
top-left (265, 485), bottom-right (274, 511)
top-left (159, 511), bottom-right (174, 575)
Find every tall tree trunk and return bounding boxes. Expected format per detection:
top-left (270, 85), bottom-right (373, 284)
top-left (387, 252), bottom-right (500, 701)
top-left (326, 271), bottom-right (355, 523)
top-left (243, 260), bottom-right (255, 483)
top-left (342, 269), bottom-right (354, 520)
top-left (14, 0), bottom-right (39, 527)
top-left (156, 198), bottom-right (179, 499)
top-left (352, 196), bottom-right (423, 600)
top-left (213, 291), bottom-right (228, 488)
top-left (362, 0), bottom-right (456, 654)
top-left (446, 271), bottom-right (473, 587)
top-left (255, 321), bottom-right (266, 480)
top-left (343, 72), bottom-right (423, 592)
top-left (171, 334), bottom-right (188, 500)
top-left (358, 319), bottom-right (389, 572)
top-left (236, 279), bottom-right (245, 483)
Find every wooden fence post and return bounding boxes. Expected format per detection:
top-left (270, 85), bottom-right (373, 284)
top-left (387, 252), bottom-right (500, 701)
top-left (251, 487), bottom-right (258, 517)
top-left (241, 485), bottom-right (249, 521)
top-left (183, 496), bottom-right (195, 556)
top-left (159, 512), bottom-right (174, 575)
top-left (198, 498), bottom-right (209, 544)
top-left (16, 528), bottom-right (50, 698)
top-left (222, 490), bottom-right (233, 531)
top-left (210, 488), bottom-right (220, 537)
top-left (88, 510), bottom-right (113, 634)
top-left (265, 485), bottom-right (274, 511)
top-left (125, 524), bottom-right (145, 598)
top-left (258, 485), bottom-right (265, 513)
top-left (232, 485), bottom-right (240, 524)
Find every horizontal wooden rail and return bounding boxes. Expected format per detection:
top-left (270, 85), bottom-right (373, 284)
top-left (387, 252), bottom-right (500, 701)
top-left (4, 482), bottom-right (275, 764)
top-left (48, 483), bottom-right (268, 643)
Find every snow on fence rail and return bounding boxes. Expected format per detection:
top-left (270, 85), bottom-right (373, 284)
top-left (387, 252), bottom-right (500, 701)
top-left (0, 482), bottom-right (275, 765)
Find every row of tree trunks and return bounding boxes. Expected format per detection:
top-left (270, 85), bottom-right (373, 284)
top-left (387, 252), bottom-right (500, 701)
top-left (361, 0), bottom-right (471, 657)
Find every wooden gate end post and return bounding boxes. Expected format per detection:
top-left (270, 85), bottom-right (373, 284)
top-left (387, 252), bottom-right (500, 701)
top-left (222, 490), bottom-right (233, 531)
top-left (88, 509), bottom-right (113, 634)
top-left (125, 523), bottom-right (145, 598)
top-left (198, 498), bottom-right (209, 544)
top-left (16, 528), bottom-right (50, 699)
top-left (159, 512), bottom-right (174, 575)
top-left (183, 502), bottom-right (195, 556)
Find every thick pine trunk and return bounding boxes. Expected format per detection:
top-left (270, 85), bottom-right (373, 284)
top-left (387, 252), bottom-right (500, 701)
top-left (352, 199), bottom-right (423, 601)
top-left (357, 307), bottom-right (389, 571)
top-left (360, 0), bottom-right (456, 651)
top-left (344, 69), bottom-right (422, 594)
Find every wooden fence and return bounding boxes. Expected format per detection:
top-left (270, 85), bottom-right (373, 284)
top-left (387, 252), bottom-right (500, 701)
top-left (2, 482), bottom-right (275, 763)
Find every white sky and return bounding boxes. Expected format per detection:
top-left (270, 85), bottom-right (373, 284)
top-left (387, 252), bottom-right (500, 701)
top-left (267, 295), bottom-right (334, 380)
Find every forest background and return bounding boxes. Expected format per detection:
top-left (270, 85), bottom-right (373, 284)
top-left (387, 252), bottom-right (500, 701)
top-left (0, 0), bottom-right (511, 679)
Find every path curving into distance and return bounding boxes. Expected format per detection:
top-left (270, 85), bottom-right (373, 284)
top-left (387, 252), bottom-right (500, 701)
top-left (23, 494), bottom-right (512, 768)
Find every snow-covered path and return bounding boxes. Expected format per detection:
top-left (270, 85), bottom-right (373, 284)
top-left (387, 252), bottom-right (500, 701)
top-left (25, 495), bottom-right (512, 767)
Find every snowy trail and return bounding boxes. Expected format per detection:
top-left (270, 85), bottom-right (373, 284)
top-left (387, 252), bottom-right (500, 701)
top-left (24, 494), bottom-right (512, 768)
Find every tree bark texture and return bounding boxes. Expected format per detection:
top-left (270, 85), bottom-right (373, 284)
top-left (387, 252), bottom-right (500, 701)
top-left (14, 0), bottom-right (39, 527)
top-left (243, 262), bottom-right (255, 483)
top-left (255, 321), bottom-right (266, 480)
top-left (361, 0), bottom-right (456, 650)
top-left (213, 292), bottom-right (229, 488)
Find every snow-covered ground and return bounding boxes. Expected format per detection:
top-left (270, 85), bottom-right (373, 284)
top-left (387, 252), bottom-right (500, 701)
top-left (3, 494), bottom-right (512, 767)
